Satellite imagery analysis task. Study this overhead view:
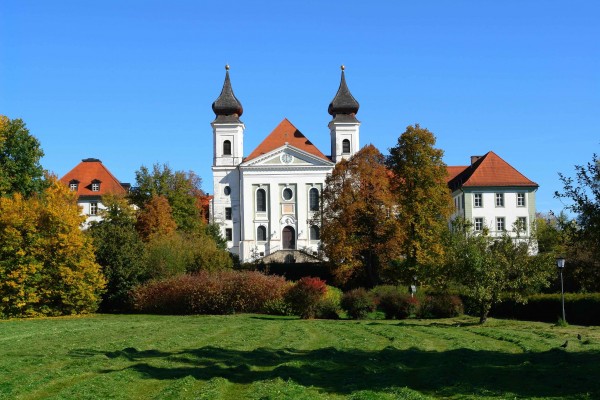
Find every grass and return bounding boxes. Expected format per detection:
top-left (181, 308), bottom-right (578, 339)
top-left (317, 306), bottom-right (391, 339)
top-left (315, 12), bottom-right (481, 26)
top-left (1, 314), bottom-right (599, 399)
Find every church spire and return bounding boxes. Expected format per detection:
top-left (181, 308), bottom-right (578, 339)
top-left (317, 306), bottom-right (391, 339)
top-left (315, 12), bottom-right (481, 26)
top-left (328, 65), bottom-right (359, 121)
top-left (212, 65), bottom-right (244, 123)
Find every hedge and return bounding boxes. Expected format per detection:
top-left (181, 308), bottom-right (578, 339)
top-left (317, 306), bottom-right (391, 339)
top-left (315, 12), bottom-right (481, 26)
top-left (488, 293), bottom-right (600, 326)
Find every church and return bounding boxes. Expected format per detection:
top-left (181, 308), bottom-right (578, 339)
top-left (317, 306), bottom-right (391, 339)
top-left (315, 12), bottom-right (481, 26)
top-left (210, 66), bottom-right (359, 263)
top-left (209, 66), bottom-right (539, 263)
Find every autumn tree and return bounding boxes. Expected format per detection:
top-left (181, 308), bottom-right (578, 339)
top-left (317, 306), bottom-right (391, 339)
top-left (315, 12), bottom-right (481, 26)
top-left (387, 124), bottom-right (452, 283)
top-left (88, 194), bottom-right (148, 312)
top-left (0, 177), bottom-right (105, 317)
top-left (446, 219), bottom-right (553, 323)
top-left (135, 195), bottom-right (177, 240)
top-left (0, 115), bottom-right (48, 197)
top-left (130, 163), bottom-right (204, 233)
top-left (319, 144), bottom-right (402, 287)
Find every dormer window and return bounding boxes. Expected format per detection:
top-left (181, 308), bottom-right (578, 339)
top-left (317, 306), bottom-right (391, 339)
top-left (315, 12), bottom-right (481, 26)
top-left (91, 179), bottom-right (101, 192)
top-left (69, 180), bottom-right (79, 191)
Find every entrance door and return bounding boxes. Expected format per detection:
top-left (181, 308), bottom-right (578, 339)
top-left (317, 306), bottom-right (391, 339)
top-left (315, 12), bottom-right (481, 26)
top-left (282, 226), bottom-right (296, 249)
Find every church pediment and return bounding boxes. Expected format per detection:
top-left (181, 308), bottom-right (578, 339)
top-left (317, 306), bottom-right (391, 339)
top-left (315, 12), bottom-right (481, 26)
top-left (240, 145), bottom-right (334, 168)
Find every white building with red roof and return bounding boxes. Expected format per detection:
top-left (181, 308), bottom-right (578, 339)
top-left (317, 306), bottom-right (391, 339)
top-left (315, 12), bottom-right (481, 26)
top-left (446, 152), bottom-right (538, 238)
top-left (60, 158), bottom-right (130, 228)
top-left (211, 66), bottom-right (359, 262)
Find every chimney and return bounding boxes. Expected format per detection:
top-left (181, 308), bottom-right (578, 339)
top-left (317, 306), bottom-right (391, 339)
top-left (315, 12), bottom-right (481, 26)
top-left (470, 155), bottom-right (482, 165)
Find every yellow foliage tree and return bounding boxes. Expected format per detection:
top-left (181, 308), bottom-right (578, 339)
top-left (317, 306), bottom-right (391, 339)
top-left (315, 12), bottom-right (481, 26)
top-left (0, 177), bottom-right (106, 317)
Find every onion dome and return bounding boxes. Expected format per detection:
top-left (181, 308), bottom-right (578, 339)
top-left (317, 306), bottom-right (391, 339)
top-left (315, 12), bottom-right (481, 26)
top-left (328, 65), bottom-right (359, 121)
top-left (212, 65), bottom-right (244, 123)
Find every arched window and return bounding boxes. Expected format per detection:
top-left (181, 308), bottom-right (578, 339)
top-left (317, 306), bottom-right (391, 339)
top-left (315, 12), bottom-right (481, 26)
top-left (257, 226), bottom-right (267, 241)
top-left (223, 140), bottom-right (232, 156)
top-left (256, 188), bottom-right (266, 212)
top-left (309, 188), bottom-right (319, 211)
top-left (342, 139), bottom-right (351, 154)
top-left (310, 225), bottom-right (320, 241)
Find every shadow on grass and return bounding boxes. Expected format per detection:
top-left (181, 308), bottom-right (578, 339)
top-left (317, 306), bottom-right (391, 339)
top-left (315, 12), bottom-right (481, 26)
top-left (70, 345), bottom-right (600, 398)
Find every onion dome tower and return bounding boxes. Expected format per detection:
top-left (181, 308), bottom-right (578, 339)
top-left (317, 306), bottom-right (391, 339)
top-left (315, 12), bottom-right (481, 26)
top-left (328, 65), bottom-right (360, 162)
top-left (212, 65), bottom-right (245, 166)
top-left (212, 65), bottom-right (244, 123)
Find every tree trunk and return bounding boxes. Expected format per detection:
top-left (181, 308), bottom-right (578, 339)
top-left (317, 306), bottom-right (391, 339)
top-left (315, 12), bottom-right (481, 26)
top-left (479, 302), bottom-right (491, 324)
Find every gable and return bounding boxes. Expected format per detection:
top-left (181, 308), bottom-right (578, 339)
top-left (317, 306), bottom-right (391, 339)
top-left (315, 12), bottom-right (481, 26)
top-left (244, 118), bottom-right (330, 163)
top-left (241, 145), bottom-right (334, 168)
top-left (60, 159), bottom-right (127, 197)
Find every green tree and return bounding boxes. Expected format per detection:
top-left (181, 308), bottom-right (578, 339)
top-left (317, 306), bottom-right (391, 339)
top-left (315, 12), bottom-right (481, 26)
top-left (555, 153), bottom-right (600, 271)
top-left (0, 177), bottom-right (105, 317)
top-left (88, 195), bottom-right (148, 312)
top-left (319, 145), bottom-right (402, 287)
top-left (446, 219), bottom-right (553, 323)
top-left (0, 115), bottom-right (48, 197)
top-left (387, 124), bottom-right (453, 283)
top-left (130, 163), bottom-right (204, 233)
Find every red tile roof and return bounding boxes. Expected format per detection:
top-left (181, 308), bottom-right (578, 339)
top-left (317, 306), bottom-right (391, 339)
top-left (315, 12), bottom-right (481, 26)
top-left (244, 119), bottom-right (330, 162)
top-left (60, 158), bottom-right (128, 197)
top-left (447, 151), bottom-right (538, 190)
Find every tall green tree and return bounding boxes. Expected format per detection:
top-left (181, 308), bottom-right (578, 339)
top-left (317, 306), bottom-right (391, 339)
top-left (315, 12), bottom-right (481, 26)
top-left (0, 115), bottom-right (48, 197)
top-left (319, 145), bottom-right (402, 287)
top-left (446, 219), bottom-right (553, 323)
top-left (555, 153), bottom-right (600, 262)
top-left (88, 195), bottom-right (148, 312)
top-left (387, 124), bottom-right (452, 283)
top-left (130, 163), bottom-right (204, 233)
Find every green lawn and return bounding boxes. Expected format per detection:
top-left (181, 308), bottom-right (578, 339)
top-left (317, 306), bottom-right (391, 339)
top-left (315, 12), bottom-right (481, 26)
top-left (1, 314), bottom-right (599, 399)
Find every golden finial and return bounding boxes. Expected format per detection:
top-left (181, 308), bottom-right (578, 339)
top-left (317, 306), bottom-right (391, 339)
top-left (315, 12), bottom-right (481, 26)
top-left (341, 65), bottom-right (345, 71)
top-left (225, 64), bottom-right (230, 70)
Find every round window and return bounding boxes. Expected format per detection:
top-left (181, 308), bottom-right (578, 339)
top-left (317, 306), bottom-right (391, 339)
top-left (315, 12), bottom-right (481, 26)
top-left (224, 186), bottom-right (231, 196)
top-left (282, 188), bottom-right (293, 201)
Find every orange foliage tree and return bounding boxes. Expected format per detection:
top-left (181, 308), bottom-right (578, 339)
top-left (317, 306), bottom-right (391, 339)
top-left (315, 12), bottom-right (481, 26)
top-left (319, 145), bottom-right (402, 287)
top-left (0, 177), bottom-right (106, 317)
top-left (135, 195), bottom-right (177, 241)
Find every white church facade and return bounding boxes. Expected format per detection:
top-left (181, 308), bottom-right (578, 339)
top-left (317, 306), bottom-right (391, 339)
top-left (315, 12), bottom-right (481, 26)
top-left (210, 66), bottom-right (360, 262)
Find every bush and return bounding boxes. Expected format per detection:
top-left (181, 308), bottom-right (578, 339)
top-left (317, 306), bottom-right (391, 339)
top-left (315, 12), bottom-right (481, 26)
top-left (285, 277), bottom-right (328, 319)
top-left (316, 286), bottom-right (343, 319)
top-left (341, 288), bottom-right (375, 319)
top-left (418, 294), bottom-right (464, 318)
top-left (130, 270), bottom-right (289, 315)
top-left (487, 293), bottom-right (600, 326)
top-left (377, 292), bottom-right (419, 320)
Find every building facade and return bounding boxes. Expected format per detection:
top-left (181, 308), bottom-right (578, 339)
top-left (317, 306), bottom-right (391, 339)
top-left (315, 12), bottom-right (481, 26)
top-left (211, 66), bottom-right (360, 262)
top-left (447, 151), bottom-right (538, 238)
top-left (60, 158), bottom-right (130, 228)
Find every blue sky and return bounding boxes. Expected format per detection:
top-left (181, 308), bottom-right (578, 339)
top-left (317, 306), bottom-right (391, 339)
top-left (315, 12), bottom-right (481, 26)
top-left (2, 1), bottom-right (598, 213)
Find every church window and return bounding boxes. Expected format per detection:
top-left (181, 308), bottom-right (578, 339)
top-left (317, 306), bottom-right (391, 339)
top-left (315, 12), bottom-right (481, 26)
top-left (310, 225), bottom-right (320, 241)
top-left (309, 188), bottom-right (319, 211)
top-left (257, 226), bottom-right (267, 241)
top-left (225, 228), bottom-right (232, 241)
top-left (225, 207), bottom-right (232, 220)
top-left (224, 186), bottom-right (231, 195)
top-left (282, 187), bottom-right (293, 201)
top-left (223, 140), bottom-right (232, 156)
top-left (256, 188), bottom-right (267, 212)
top-left (342, 139), bottom-right (351, 154)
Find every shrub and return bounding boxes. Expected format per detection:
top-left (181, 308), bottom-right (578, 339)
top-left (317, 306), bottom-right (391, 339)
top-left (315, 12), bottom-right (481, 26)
top-left (285, 277), bottom-right (328, 319)
top-left (317, 285), bottom-right (343, 319)
top-left (341, 288), bottom-right (375, 319)
top-left (377, 292), bottom-right (419, 320)
top-left (130, 270), bottom-right (289, 315)
top-left (418, 294), bottom-right (464, 318)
